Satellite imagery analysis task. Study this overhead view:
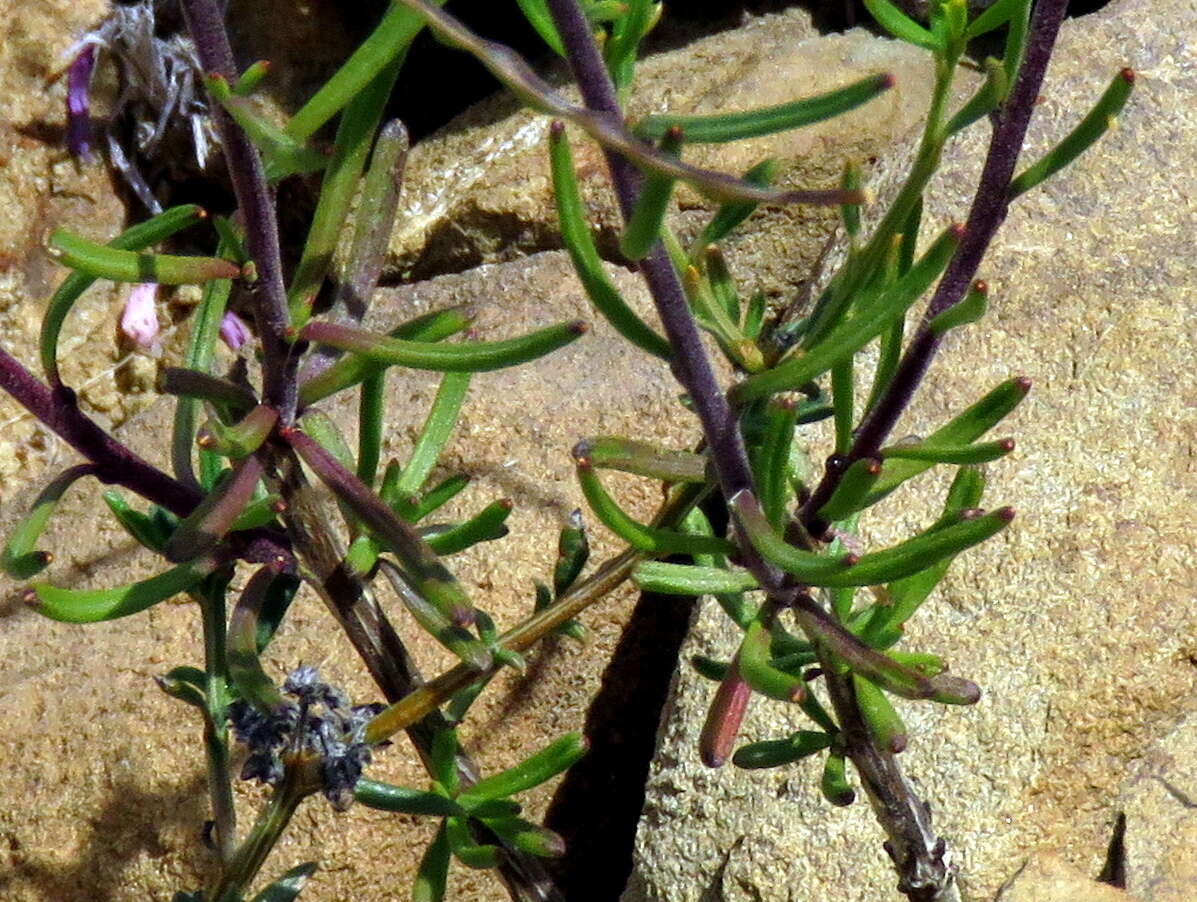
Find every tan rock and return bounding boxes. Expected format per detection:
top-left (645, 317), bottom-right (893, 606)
top-left (383, 7), bottom-right (975, 295)
top-left (1120, 711), bottom-right (1197, 902)
top-left (995, 852), bottom-right (1136, 902)
top-left (0, 0), bottom-right (128, 493)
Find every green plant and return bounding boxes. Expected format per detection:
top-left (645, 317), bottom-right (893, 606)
top-left (0, 0), bottom-right (1132, 899)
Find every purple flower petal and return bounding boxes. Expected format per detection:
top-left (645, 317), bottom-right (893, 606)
top-left (219, 311), bottom-right (252, 351)
top-left (67, 45), bottom-right (97, 161)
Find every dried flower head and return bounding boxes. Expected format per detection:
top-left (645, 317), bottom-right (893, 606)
top-left (228, 666), bottom-right (383, 811)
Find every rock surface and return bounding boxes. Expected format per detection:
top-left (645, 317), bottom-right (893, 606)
top-left (382, 7), bottom-right (974, 292)
top-left (993, 853), bottom-right (1135, 902)
top-left (624, 0), bottom-right (1197, 899)
top-left (0, 0), bottom-right (129, 491)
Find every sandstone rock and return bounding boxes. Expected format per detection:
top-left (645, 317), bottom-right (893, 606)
top-left (624, 0), bottom-right (1197, 899)
top-left (1120, 711), bottom-right (1197, 902)
top-left (383, 7), bottom-right (977, 294)
top-left (0, 251), bottom-right (692, 901)
top-left (0, 0), bottom-right (129, 493)
top-left (994, 852), bottom-right (1136, 902)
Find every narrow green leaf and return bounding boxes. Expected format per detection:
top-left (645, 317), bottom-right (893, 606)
top-left (620, 126), bottom-right (682, 261)
top-left (432, 728), bottom-right (459, 791)
top-left (750, 399), bottom-right (798, 529)
top-left (163, 456), bottom-right (264, 563)
top-left (966, 0), bottom-right (1023, 38)
top-left (155, 672), bottom-right (207, 710)
top-left (813, 507), bottom-right (1014, 589)
top-left (820, 751), bottom-right (855, 806)
top-left (553, 509), bottom-right (589, 596)
top-left (476, 816), bottom-right (565, 858)
top-left (738, 621), bottom-right (806, 703)
top-left (515, 0), bottom-right (565, 55)
top-left (287, 61), bottom-right (403, 323)
top-left (195, 404), bottom-right (278, 459)
top-left (172, 230), bottom-right (234, 489)
top-left (287, 1), bottom-right (447, 141)
top-left (854, 675), bottom-right (907, 753)
top-left (816, 457), bottom-right (883, 522)
top-left (863, 0), bottom-right (940, 49)
top-left (413, 822), bottom-right (451, 902)
top-left (682, 264), bottom-right (764, 372)
top-left (840, 159), bottom-right (863, 238)
top-left (604, 0), bottom-right (657, 92)
top-left (732, 730), bottom-right (832, 769)
top-left (353, 779), bottom-right (463, 816)
top-left (41, 204), bottom-right (204, 384)
top-left (248, 862), bottom-right (318, 902)
top-left (691, 655), bottom-right (730, 682)
top-left (1009, 68), bottom-right (1135, 200)
top-left (729, 491), bottom-right (856, 585)
top-left (409, 473), bottom-right (472, 522)
top-left (879, 437), bottom-right (1014, 465)
top-left (48, 230), bottom-right (241, 285)
top-left (680, 507), bottom-right (752, 628)
top-left (445, 816), bottom-right (499, 870)
top-left (204, 74), bottom-right (327, 180)
top-left (573, 436), bottom-right (707, 483)
top-left (865, 376), bottom-right (1029, 503)
top-left (575, 458), bottom-right (732, 555)
top-left (161, 369), bottom-right (258, 418)
top-left (357, 372), bottom-right (386, 488)
top-left (3, 465), bottom-right (94, 579)
top-left (27, 557), bottom-right (217, 623)
top-left (693, 159), bottom-right (777, 255)
top-left (102, 491), bottom-right (175, 554)
top-left (396, 373), bottom-right (471, 498)
top-left (928, 279), bottom-right (989, 335)
top-left (858, 467), bottom-right (985, 645)
top-left (459, 733), bottom-right (587, 805)
top-left (299, 319), bottom-right (587, 374)
top-left (732, 224), bottom-right (963, 403)
top-left (232, 59), bottom-right (272, 96)
top-left (548, 122), bottom-right (672, 361)
top-left (946, 58), bottom-right (1008, 136)
top-left (227, 562), bottom-right (290, 714)
top-left (299, 305), bottom-right (475, 406)
top-left (635, 73), bottom-right (894, 144)
top-left (423, 499), bottom-right (513, 555)
top-left (632, 561), bottom-right (759, 596)
top-left (378, 559), bottom-right (492, 671)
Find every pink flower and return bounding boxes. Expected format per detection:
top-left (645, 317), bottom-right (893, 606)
top-left (120, 282), bottom-right (161, 354)
top-left (219, 311), bottom-right (252, 351)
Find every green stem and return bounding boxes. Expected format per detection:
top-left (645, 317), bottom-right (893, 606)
top-left (213, 765), bottom-right (310, 902)
top-left (198, 571), bottom-right (237, 865)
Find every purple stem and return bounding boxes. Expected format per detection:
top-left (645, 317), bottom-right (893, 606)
top-left (801, 0), bottom-right (1071, 532)
top-left (0, 349), bottom-right (291, 565)
top-left (179, 0), bottom-right (297, 424)
top-left (0, 347), bottom-right (200, 516)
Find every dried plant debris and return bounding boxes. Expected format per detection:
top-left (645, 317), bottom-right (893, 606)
top-left (67, 0), bottom-right (217, 212)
